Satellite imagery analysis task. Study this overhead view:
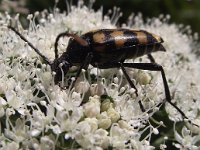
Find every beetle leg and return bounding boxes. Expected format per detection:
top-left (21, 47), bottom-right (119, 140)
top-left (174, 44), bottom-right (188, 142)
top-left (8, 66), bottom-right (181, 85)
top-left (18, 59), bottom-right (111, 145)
top-left (147, 54), bottom-right (156, 63)
top-left (54, 31), bottom-right (89, 59)
top-left (98, 62), bottom-right (145, 112)
top-left (98, 62), bottom-right (198, 126)
top-left (119, 63), bottom-right (145, 112)
top-left (119, 63), bottom-right (138, 96)
top-left (71, 52), bottom-right (93, 89)
top-left (99, 62), bottom-right (171, 103)
top-left (121, 62), bottom-right (198, 125)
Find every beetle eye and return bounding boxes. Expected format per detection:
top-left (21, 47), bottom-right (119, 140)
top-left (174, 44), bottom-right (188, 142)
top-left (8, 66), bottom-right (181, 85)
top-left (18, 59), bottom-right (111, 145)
top-left (68, 38), bottom-right (73, 44)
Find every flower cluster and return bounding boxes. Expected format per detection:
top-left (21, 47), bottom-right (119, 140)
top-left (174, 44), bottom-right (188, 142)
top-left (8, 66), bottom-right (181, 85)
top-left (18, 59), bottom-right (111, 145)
top-left (0, 1), bottom-right (200, 149)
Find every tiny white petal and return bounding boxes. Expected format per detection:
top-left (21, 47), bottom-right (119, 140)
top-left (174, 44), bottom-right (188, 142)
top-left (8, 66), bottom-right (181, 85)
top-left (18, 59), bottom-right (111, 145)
top-left (30, 129), bottom-right (41, 137)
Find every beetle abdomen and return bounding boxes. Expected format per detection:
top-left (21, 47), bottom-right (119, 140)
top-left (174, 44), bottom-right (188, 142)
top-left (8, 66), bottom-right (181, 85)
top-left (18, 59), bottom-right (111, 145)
top-left (84, 29), bottom-right (164, 49)
top-left (83, 29), bottom-right (166, 63)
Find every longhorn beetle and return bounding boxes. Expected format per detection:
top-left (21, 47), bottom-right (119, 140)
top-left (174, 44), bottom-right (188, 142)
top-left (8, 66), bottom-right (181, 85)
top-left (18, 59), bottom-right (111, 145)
top-left (8, 26), bottom-right (198, 126)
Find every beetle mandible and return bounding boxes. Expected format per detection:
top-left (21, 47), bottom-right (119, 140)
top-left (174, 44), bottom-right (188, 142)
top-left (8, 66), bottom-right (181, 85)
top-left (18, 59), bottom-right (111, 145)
top-left (8, 26), bottom-right (197, 126)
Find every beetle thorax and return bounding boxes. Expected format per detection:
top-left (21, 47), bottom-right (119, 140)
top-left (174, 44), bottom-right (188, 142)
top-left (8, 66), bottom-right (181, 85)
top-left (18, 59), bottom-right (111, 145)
top-left (66, 39), bottom-right (90, 65)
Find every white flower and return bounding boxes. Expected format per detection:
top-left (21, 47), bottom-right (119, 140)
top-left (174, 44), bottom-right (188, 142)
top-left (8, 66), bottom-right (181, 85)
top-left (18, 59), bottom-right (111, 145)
top-left (73, 118), bottom-right (98, 148)
top-left (90, 82), bottom-right (105, 96)
top-left (64, 3), bottom-right (114, 32)
top-left (0, 141), bottom-right (19, 150)
top-left (100, 98), bottom-right (113, 112)
top-left (30, 129), bottom-right (41, 137)
top-left (85, 117), bottom-right (99, 132)
top-left (75, 80), bottom-right (90, 94)
top-left (174, 125), bottom-right (200, 150)
top-left (93, 129), bottom-right (110, 149)
top-left (39, 135), bottom-right (56, 150)
top-left (0, 97), bottom-right (6, 118)
top-left (75, 70), bottom-right (90, 94)
top-left (0, 0), bottom-right (200, 149)
top-left (107, 106), bottom-right (120, 123)
top-left (131, 139), bottom-right (155, 150)
top-left (136, 70), bottom-right (151, 85)
top-left (97, 111), bottom-right (112, 129)
top-left (4, 118), bottom-right (29, 143)
top-left (83, 96), bottom-right (101, 118)
top-left (50, 124), bottom-right (62, 135)
top-left (118, 120), bottom-right (132, 130)
top-left (110, 123), bottom-right (136, 149)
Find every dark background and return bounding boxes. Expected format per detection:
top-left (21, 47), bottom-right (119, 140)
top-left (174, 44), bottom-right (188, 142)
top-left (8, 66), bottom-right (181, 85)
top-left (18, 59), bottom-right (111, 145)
top-left (1, 0), bottom-right (199, 35)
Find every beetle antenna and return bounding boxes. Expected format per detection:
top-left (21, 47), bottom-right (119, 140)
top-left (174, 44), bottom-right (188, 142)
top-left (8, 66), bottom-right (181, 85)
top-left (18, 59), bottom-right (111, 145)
top-left (54, 31), bottom-right (89, 59)
top-left (7, 26), bottom-right (51, 65)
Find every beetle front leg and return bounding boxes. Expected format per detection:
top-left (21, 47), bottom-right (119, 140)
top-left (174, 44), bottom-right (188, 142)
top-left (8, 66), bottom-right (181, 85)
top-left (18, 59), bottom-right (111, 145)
top-left (70, 52), bottom-right (93, 89)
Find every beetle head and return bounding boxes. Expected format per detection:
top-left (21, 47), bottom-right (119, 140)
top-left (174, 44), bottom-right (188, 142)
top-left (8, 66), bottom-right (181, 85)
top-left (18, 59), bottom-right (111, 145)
top-left (8, 26), bottom-right (88, 85)
top-left (50, 53), bottom-right (72, 84)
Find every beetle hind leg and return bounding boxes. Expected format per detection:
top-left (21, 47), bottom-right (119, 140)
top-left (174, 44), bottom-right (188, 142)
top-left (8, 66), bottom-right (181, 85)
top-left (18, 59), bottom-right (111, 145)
top-left (98, 62), bottom-right (198, 126)
top-left (122, 62), bottom-right (199, 126)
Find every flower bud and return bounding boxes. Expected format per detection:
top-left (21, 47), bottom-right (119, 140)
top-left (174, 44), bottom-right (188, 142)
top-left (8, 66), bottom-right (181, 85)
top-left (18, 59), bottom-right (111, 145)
top-left (98, 118), bottom-right (112, 129)
top-left (83, 96), bottom-right (100, 118)
top-left (101, 99), bottom-right (112, 112)
top-left (90, 82), bottom-right (105, 96)
top-left (137, 71), bottom-right (151, 85)
top-left (107, 107), bottom-right (120, 123)
top-left (118, 120), bottom-right (131, 130)
top-left (85, 118), bottom-right (98, 132)
top-left (75, 81), bottom-right (90, 94)
top-left (97, 112), bottom-right (112, 129)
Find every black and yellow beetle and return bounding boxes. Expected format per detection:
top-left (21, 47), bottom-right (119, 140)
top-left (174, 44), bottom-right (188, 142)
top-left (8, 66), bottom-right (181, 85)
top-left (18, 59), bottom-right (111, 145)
top-left (8, 26), bottom-right (197, 126)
